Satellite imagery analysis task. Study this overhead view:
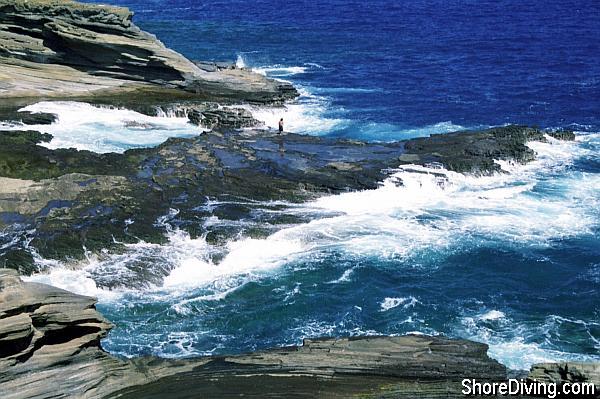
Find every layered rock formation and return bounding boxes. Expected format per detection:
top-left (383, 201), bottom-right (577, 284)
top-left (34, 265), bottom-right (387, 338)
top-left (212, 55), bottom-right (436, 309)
top-left (0, 268), bottom-right (199, 399)
top-left (113, 336), bottom-right (509, 399)
top-left (529, 362), bottom-right (600, 394)
top-left (0, 268), bottom-right (513, 398)
top-left (2, 269), bottom-right (599, 398)
top-left (0, 0), bottom-right (297, 105)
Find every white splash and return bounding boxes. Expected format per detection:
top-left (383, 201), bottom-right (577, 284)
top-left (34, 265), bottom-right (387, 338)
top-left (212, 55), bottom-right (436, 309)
top-left (328, 267), bottom-right (355, 284)
top-left (241, 87), bottom-right (346, 134)
top-left (5, 101), bottom-right (203, 153)
top-left (28, 130), bottom-right (598, 301)
top-left (479, 310), bottom-right (506, 321)
top-left (252, 65), bottom-right (308, 77)
top-left (23, 266), bottom-right (119, 302)
top-left (235, 54), bottom-right (246, 69)
top-left (380, 296), bottom-right (420, 311)
top-left (460, 310), bottom-right (600, 370)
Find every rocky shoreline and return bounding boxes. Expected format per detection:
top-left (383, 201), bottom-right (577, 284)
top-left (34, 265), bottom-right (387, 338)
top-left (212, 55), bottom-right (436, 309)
top-left (1, 269), bottom-right (598, 398)
top-left (0, 0), bottom-right (297, 105)
top-left (0, 0), bottom-right (598, 398)
top-left (0, 124), bottom-right (576, 277)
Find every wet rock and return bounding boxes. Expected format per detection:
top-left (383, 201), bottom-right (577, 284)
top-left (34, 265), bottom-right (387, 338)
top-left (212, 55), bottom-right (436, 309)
top-left (187, 104), bottom-right (262, 129)
top-left (327, 161), bottom-right (362, 171)
top-left (547, 130), bottom-right (576, 141)
top-left (401, 125), bottom-right (575, 174)
top-left (0, 109), bottom-right (57, 125)
top-left (0, 130), bottom-right (146, 180)
top-left (0, 125), bottom-right (576, 271)
top-left (0, 249), bottom-right (35, 276)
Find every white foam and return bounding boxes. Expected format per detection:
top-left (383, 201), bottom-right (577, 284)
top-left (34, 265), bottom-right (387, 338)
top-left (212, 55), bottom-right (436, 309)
top-left (308, 137), bottom-right (598, 247)
top-left (252, 65), bottom-right (308, 77)
top-left (380, 296), bottom-right (420, 311)
top-left (328, 267), bottom-right (355, 284)
top-left (356, 121), bottom-right (468, 141)
top-left (241, 88), bottom-right (346, 134)
top-left (461, 311), bottom-right (600, 370)
top-left (6, 101), bottom-right (203, 153)
top-left (28, 131), bottom-right (599, 302)
top-left (479, 310), bottom-right (506, 321)
top-left (23, 266), bottom-right (119, 302)
top-left (487, 340), bottom-right (600, 371)
top-left (19, 126), bottom-right (599, 366)
top-left (163, 233), bottom-right (306, 290)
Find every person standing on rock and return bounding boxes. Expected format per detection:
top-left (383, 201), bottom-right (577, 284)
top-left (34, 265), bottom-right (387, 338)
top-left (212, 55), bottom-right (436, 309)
top-left (278, 118), bottom-right (284, 134)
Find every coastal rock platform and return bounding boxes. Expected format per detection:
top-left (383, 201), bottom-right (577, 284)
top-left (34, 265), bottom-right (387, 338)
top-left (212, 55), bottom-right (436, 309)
top-left (0, 0), bottom-right (297, 107)
top-left (0, 124), bottom-right (575, 277)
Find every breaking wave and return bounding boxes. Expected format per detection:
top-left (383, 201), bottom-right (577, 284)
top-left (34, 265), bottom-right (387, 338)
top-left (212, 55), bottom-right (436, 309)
top-left (23, 131), bottom-right (600, 368)
top-left (1, 101), bottom-right (202, 153)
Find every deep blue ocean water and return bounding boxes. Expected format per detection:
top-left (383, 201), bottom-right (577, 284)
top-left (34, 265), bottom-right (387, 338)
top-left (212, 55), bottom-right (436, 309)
top-left (27, 0), bottom-right (598, 370)
top-left (88, 0), bottom-right (600, 139)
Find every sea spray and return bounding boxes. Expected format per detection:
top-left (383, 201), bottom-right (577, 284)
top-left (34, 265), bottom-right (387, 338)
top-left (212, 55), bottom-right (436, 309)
top-left (8, 102), bottom-right (201, 153)
top-left (22, 131), bottom-right (600, 368)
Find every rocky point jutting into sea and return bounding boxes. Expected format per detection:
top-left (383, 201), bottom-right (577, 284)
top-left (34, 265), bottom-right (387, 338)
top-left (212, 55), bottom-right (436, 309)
top-left (0, 0), bottom-right (598, 398)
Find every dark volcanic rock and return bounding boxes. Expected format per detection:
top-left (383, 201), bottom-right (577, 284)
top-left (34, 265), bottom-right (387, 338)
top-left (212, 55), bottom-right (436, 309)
top-left (187, 104), bottom-right (262, 129)
top-left (0, 109), bottom-right (57, 125)
top-left (0, 130), bottom-right (143, 180)
top-left (401, 125), bottom-right (574, 174)
top-left (547, 129), bottom-right (577, 141)
top-left (0, 125), bottom-right (576, 277)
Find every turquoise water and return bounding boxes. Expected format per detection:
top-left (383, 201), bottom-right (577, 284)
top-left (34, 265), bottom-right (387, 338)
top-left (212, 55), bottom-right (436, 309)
top-left (25, 0), bottom-right (600, 370)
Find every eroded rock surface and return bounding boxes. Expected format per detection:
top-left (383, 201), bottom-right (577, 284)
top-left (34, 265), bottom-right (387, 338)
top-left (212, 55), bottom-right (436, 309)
top-left (0, 268), bottom-right (514, 398)
top-left (0, 268), bottom-right (201, 399)
top-left (112, 336), bottom-right (509, 399)
top-left (529, 362), bottom-right (600, 393)
top-left (0, 0), bottom-right (297, 104)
